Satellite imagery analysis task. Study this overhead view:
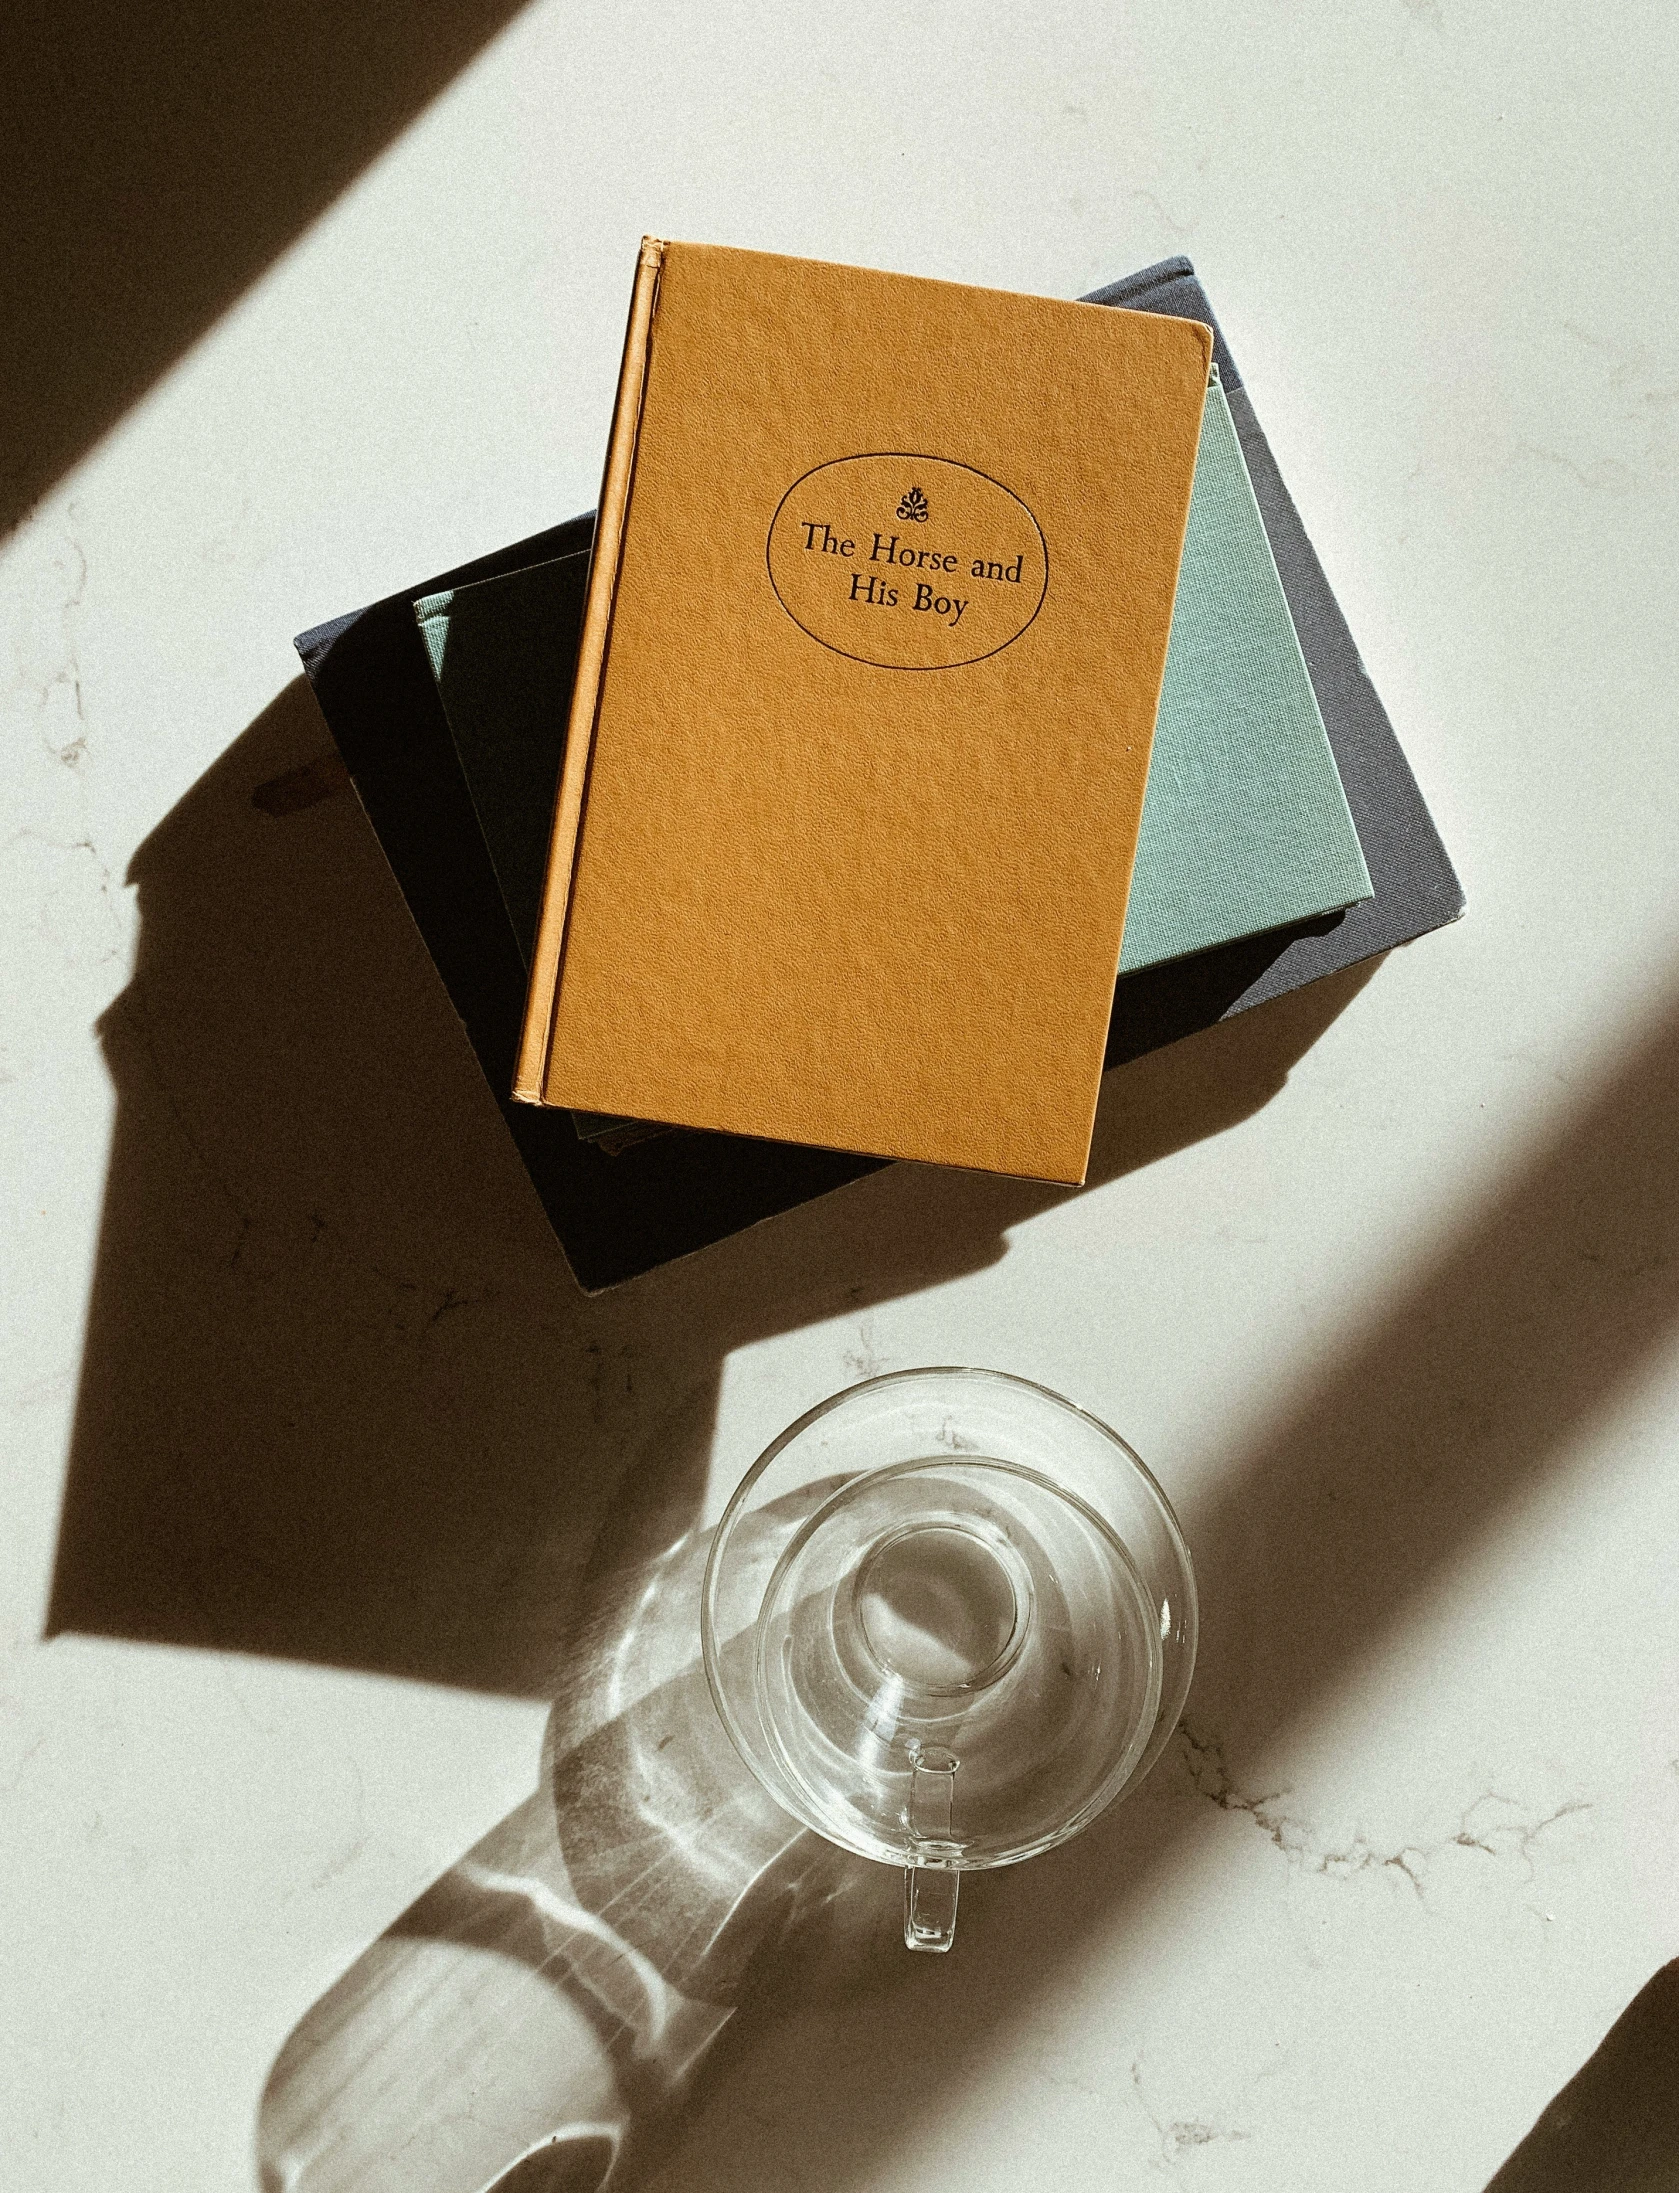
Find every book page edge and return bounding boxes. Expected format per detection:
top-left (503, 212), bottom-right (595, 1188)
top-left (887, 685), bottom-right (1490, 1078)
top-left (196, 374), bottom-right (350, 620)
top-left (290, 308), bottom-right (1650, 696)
top-left (513, 234), bottom-right (666, 1102)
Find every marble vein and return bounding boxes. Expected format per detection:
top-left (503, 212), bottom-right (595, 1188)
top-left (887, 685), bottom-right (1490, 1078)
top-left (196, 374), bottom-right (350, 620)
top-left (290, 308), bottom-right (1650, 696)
top-left (1130, 2058), bottom-right (1254, 2179)
top-left (1177, 1722), bottom-right (1592, 1896)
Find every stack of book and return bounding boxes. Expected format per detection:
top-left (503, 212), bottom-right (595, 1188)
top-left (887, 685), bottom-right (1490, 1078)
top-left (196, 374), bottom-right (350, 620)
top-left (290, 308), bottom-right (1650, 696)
top-left (297, 248), bottom-right (1462, 1291)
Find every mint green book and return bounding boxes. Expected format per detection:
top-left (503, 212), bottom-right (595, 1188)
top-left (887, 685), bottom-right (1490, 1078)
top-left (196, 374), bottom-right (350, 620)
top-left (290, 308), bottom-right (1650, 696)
top-left (416, 370), bottom-right (1369, 1004)
top-left (1117, 370), bottom-right (1370, 971)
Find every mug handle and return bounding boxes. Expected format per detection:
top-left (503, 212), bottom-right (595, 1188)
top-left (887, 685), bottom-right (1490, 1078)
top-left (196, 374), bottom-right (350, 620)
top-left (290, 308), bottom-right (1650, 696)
top-left (904, 1856), bottom-right (960, 1952)
top-left (903, 1746), bottom-right (962, 1953)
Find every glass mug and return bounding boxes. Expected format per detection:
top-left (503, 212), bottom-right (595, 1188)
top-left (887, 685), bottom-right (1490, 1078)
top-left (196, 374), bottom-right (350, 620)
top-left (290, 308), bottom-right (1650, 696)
top-left (702, 1368), bottom-right (1196, 1953)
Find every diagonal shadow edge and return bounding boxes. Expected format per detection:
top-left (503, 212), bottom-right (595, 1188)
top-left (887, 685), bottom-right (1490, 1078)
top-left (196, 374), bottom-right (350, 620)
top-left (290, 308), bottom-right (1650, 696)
top-left (1481, 1958), bottom-right (1679, 2191)
top-left (2, 0), bottom-right (537, 540)
top-left (625, 976), bottom-right (1679, 2190)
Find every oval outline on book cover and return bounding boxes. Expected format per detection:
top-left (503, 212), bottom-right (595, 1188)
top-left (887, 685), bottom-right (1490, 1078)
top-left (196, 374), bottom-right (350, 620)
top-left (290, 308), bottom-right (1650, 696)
top-left (766, 452), bottom-right (1049, 671)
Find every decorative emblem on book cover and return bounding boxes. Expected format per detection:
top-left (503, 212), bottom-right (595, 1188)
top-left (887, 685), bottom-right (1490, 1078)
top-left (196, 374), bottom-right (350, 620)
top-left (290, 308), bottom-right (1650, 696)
top-left (767, 452), bottom-right (1049, 671)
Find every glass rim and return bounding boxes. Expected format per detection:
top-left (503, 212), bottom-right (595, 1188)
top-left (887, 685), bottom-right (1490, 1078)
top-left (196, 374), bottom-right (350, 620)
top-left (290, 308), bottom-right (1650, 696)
top-left (700, 1365), bottom-right (1198, 1863)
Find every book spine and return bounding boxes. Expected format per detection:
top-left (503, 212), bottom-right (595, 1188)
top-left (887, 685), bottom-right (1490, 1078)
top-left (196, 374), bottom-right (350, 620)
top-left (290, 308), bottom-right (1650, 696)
top-left (514, 235), bottom-right (666, 1103)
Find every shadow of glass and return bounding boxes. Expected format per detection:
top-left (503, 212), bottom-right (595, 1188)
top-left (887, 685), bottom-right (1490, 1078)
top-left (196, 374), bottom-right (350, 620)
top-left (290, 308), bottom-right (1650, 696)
top-left (46, 677), bottom-right (1362, 1696)
top-left (258, 1418), bottom-right (887, 2192)
top-left (1480, 1960), bottom-right (1679, 2192)
top-left (2, 0), bottom-right (532, 538)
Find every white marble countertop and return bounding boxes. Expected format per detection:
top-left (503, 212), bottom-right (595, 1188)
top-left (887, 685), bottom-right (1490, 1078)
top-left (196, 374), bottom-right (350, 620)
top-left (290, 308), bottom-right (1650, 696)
top-left (6, 6), bottom-right (1678, 2188)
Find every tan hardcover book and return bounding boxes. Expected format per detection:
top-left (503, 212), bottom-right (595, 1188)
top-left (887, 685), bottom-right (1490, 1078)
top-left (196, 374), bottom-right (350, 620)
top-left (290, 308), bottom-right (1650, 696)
top-left (515, 239), bottom-right (1211, 1183)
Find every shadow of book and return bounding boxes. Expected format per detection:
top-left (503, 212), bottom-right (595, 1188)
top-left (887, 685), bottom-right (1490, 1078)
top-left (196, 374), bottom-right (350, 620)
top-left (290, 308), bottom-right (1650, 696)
top-left (1483, 1962), bottom-right (1679, 2192)
top-left (46, 676), bottom-right (1366, 1696)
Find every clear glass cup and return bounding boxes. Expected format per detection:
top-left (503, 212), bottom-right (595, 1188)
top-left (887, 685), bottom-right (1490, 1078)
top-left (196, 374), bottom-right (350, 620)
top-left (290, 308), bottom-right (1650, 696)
top-left (702, 1368), bottom-right (1196, 1953)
